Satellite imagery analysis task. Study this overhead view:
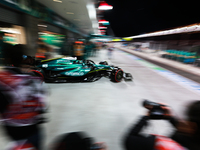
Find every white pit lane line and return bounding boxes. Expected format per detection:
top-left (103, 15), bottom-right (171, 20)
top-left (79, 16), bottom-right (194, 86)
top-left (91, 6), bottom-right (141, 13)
top-left (119, 50), bottom-right (200, 96)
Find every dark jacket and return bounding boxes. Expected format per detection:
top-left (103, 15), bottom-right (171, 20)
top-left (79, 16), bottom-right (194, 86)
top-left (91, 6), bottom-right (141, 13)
top-left (0, 67), bottom-right (47, 140)
top-left (124, 116), bottom-right (200, 150)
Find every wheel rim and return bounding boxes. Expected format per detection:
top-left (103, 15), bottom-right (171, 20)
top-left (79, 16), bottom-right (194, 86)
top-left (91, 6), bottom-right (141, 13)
top-left (117, 72), bottom-right (122, 80)
top-left (115, 69), bottom-right (123, 82)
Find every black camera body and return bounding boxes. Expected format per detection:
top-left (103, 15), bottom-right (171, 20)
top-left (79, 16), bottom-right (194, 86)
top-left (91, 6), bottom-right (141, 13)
top-left (90, 143), bottom-right (105, 150)
top-left (143, 100), bottom-right (167, 119)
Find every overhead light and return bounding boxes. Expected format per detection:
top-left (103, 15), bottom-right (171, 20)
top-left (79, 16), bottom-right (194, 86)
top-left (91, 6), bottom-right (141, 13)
top-left (98, 19), bottom-right (109, 23)
top-left (53, 0), bottom-right (62, 3)
top-left (38, 24), bottom-right (47, 27)
top-left (87, 4), bottom-right (97, 20)
top-left (125, 24), bottom-right (200, 39)
top-left (98, 1), bottom-right (113, 10)
top-left (0, 29), bottom-right (21, 34)
top-left (66, 12), bottom-right (74, 14)
top-left (98, 26), bottom-right (107, 29)
top-left (86, 3), bottom-right (98, 34)
top-left (38, 32), bottom-right (47, 35)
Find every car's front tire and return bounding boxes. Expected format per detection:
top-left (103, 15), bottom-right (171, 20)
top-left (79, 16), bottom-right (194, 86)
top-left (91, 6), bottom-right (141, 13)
top-left (110, 69), bottom-right (124, 82)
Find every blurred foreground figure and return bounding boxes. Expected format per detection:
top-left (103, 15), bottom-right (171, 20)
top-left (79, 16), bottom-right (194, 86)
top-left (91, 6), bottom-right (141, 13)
top-left (0, 32), bottom-right (13, 66)
top-left (35, 44), bottom-right (49, 60)
top-left (51, 132), bottom-right (106, 150)
top-left (124, 100), bottom-right (200, 150)
top-left (73, 41), bottom-right (84, 60)
top-left (0, 44), bottom-right (48, 150)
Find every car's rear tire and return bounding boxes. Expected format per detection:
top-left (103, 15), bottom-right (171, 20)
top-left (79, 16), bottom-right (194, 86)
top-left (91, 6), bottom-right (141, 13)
top-left (110, 69), bottom-right (123, 82)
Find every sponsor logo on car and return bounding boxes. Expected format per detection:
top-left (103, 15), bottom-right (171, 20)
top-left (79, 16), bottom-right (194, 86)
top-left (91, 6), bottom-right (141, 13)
top-left (57, 60), bottom-right (70, 63)
top-left (63, 57), bottom-right (77, 60)
top-left (65, 72), bottom-right (84, 76)
top-left (42, 64), bottom-right (48, 68)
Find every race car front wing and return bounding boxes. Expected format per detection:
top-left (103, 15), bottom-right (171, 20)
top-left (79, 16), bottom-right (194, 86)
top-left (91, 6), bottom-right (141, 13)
top-left (123, 73), bottom-right (133, 81)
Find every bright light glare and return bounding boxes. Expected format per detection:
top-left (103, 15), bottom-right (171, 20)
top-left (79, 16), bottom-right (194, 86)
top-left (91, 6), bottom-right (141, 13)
top-left (63, 57), bottom-right (77, 60)
top-left (98, 6), bottom-right (113, 10)
top-left (98, 27), bottom-right (107, 29)
top-left (0, 29), bottom-right (21, 34)
top-left (98, 21), bottom-right (109, 23)
top-left (38, 32), bottom-right (47, 35)
top-left (87, 4), bottom-right (97, 20)
top-left (86, 3), bottom-right (98, 34)
top-left (38, 24), bottom-right (47, 27)
top-left (67, 12), bottom-right (74, 15)
top-left (125, 24), bottom-right (200, 39)
top-left (53, 0), bottom-right (62, 3)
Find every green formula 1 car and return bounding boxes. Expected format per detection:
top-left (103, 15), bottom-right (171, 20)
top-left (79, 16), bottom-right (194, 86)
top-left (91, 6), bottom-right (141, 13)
top-left (31, 57), bottom-right (132, 83)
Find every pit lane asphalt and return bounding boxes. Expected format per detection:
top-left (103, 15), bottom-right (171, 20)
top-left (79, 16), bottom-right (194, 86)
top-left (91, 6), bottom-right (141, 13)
top-left (0, 49), bottom-right (200, 150)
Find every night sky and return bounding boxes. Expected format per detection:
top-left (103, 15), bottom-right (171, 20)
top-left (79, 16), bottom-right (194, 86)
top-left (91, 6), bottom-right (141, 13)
top-left (103, 0), bottom-right (199, 37)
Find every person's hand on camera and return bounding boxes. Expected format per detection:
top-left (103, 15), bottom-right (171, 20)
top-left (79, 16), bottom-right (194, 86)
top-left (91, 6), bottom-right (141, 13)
top-left (156, 102), bottom-right (172, 117)
top-left (145, 111), bottom-right (150, 117)
top-left (161, 106), bottom-right (174, 120)
top-left (145, 102), bottom-right (173, 119)
top-left (162, 106), bottom-right (172, 116)
top-left (92, 142), bottom-right (107, 150)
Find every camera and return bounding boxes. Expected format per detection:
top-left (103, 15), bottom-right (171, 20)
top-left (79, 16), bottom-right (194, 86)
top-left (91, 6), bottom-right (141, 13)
top-left (143, 100), bottom-right (168, 119)
top-left (90, 143), bottom-right (105, 150)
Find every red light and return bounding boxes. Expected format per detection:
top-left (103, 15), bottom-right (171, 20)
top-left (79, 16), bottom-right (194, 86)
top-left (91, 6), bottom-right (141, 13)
top-left (98, 1), bottom-right (113, 10)
top-left (98, 26), bottom-right (107, 29)
top-left (75, 41), bottom-right (83, 44)
top-left (98, 20), bottom-right (109, 23)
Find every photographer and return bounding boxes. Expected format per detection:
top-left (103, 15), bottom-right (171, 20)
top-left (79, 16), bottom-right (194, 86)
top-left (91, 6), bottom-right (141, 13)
top-left (123, 100), bottom-right (200, 150)
top-left (51, 132), bottom-right (106, 150)
top-left (0, 44), bottom-right (48, 150)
